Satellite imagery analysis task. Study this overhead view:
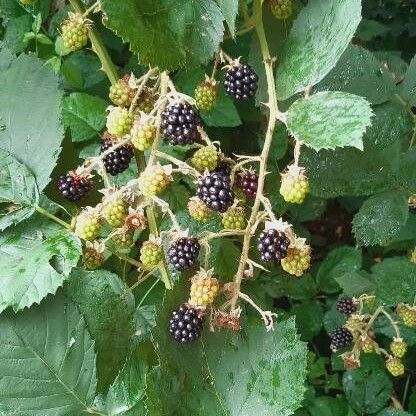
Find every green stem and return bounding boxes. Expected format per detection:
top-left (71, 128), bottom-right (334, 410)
top-left (67, 0), bottom-right (118, 85)
top-left (35, 205), bottom-right (72, 229)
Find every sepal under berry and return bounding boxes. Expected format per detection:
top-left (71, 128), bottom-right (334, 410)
top-left (269, 0), bottom-right (293, 20)
top-left (195, 80), bottom-right (217, 112)
top-left (61, 13), bottom-right (90, 52)
top-left (281, 243), bottom-right (311, 277)
top-left (74, 209), bottom-right (102, 241)
top-left (106, 106), bottom-right (133, 138)
top-left (109, 75), bottom-right (136, 107)
top-left (131, 122), bottom-right (156, 151)
top-left (280, 165), bottom-right (309, 204)
top-left (140, 240), bottom-right (163, 268)
top-left (386, 357), bottom-right (405, 377)
top-left (189, 269), bottom-right (220, 307)
top-left (139, 164), bottom-right (172, 197)
top-left (187, 197), bottom-right (212, 223)
top-left (168, 304), bottom-right (204, 344)
top-left (191, 146), bottom-right (219, 172)
top-left (103, 198), bottom-right (128, 228)
top-left (390, 338), bottom-right (407, 358)
top-left (221, 206), bottom-right (246, 230)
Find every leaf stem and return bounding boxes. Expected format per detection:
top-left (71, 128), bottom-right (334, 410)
top-left (137, 277), bottom-right (160, 308)
top-left (230, 0), bottom-right (279, 312)
top-left (35, 205), bottom-right (72, 229)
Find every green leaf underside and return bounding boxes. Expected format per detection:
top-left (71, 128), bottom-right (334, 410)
top-left (0, 215), bottom-right (81, 313)
top-left (146, 279), bottom-right (307, 415)
top-left (0, 291), bottom-right (97, 415)
top-left (0, 149), bottom-right (39, 231)
top-left (0, 48), bottom-right (64, 191)
top-left (286, 91), bottom-right (373, 151)
top-left (67, 269), bottom-right (136, 392)
top-left (100, 0), bottom-right (229, 70)
top-left (276, 0), bottom-right (362, 100)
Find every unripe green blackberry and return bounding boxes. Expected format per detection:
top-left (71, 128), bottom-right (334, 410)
top-left (396, 304), bottom-right (416, 327)
top-left (189, 271), bottom-right (219, 307)
top-left (195, 80), bottom-right (217, 112)
top-left (61, 13), bottom-right (90, 52)
top-left (408, 194), bottom-right (416, 212)
top-left (135, 89), bottom-right (155, 114)
top-left (269, 0), bottom-right (292, 20)
top-left (191, 146), bottom-right (218, 172)
top-left (386, 357), bottom-right (405, 377)
top-left (140, 241), bottom-right (163, 268)
top-left (359, 336), bottom-right (375, 353)
top-left (74, 210), bottom-right (102, 241)
top-left (131, 123), bottom-right (156, 151)
top-left (390, 338), bottom-right (407, 358)
top-left (280, 165), bottom-right (309, 204)
top-left (103, 198), bottom-right (128, 228)
top-left (139, 165), bottom-right (171, 197)
top-left (221, 207), bottom-right (246, 230)
top-left (82, 244), bottom-right (104, 270)
top-left (111, 230), bottom-right (134, 251)
top-left (281, 245), bottom-right (311, 277)
top-left (187, 197), bottom-right (212, 223)
top-left (109, 76), bottom-right (136, 107)
top-left (106, 106), bottom-right (134, 138)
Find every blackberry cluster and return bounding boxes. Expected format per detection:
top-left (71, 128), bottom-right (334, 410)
top-left (168, 305), bottom-right (204, 344)
top-left (168, 237), bottom-right (200, 271)
top-left (224, 64), bottom-right (258, 100)
top-left (57, 171), bottom-right (91, 201)
top-left (100, 139), bottom-right (134, 176)
top-left (330, 327), bottom-right (353, 350)
top-left (196, 172), bottom-right (234, 213)
top-left (257, 229), bottom-right (290, 262)
top-left (240, 171), bottom-right (258, 198)
top-left (336, 297), bottom-right (357, 315)
top-left (161, 102), bottom-right (199, 145)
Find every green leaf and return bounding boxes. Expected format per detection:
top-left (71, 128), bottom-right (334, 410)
top-left (2, 14), bottom-right (32, 53)
top-left (292, 300), bottom-right (323, 341)
top-left (316, 44), bottom-right (395, 105)
top-left (374, 314), bottom-right (416, 347)
top-left (215, 0), bottom-right (238, 35)
top-left (0, 48), bottom-right (63, 191)
top-left (275, 0), bottom-right (362, 100)
top-left (286, 91), bottom-right (373, 151)
top-left (209, 238), bottom-right (240, 281)
top-left (67, 268), bottom-right (135, 392)
top-left (317, 247), bottom-right (362, 294)
top-left (101, 0), bottom-right (225, 70)
top-left (370, 257), bottom-right (416, 306)
top-left (62, 92), bottom-right (107, 142)
top-left (352, 191), bottom-right (409, 246)
top-left (377, 409), bottom-right (413, 416)
top-left (400, 54), bottom-right (416, 106)
top-left (147, 279), bottom-right (308, 415)
top-left (335, 271), bottom-right (375, 297)
top-left (0, 149), bottom-right (39, 231)
top-left (201, 93), bottom-right (242, 127)
top-left (0, 291), bottom-right (97, 415)
top-left (0, 215), bottom-right (81, 313)
top-left (308, 396), bottom-right (350, 416)
top-left (343, 355), bottom-right (392, 414)
top-left (105, 351), bottom-right (147, 416)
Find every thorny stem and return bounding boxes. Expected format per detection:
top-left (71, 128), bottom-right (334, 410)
top-left (238, 292), bottom-right (277, 331)
top-left (230, 0), bottom-right (279, 312)
top-left (67, 0), bottom-right (118, 85)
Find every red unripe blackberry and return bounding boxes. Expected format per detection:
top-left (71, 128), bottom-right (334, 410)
top-left (196, 171), bottom-right (235, 213)
top-left (100, 139), bottom-right (134, 176)
top-left (168, 237), bottom-right (200, 271)
top-left (330, 327), bottom-right (353, 350)
top-left (161, 102), bottom-right (199, 145)
top-left (224, 63), bottom-right (258, 100)
top-left (57, 170), bottom-right (91, 201)
top-left (257, 229), bottom-right (290, 262)
top-left (336, 297), bottom-right (357, 315)
top-left (240, 171), bottom-right (258, 198)
top-left (168, 304), bottom-right (204, 344)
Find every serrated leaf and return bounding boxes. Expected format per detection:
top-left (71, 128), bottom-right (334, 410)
top-left (146, 279), bottom-right (307, 415)
top-left (352, 191), bottom-right (409, 246)
top-left (292, 300), bottom-right (323, 341)
top-left (370, 257), bottom-right (416, 307)
top-left (0, 149), bottom-right (39, 230)
top-left (134, 304), bottom-right (156, 342)
top-left (101, 0), bottom-right (225, 70)
top-left (276, 0), bottom-right (362, 100)
top-left (215, 0), bottom-right (238, 35)
top-left (0, 215), bottom-right (81, 313)
top-left (400, 54), bottom-right (416, 106)
top-left (286, 91), bottom-right (373, 151)
top-left (0, 48), bottom-right (63, 191)
top-left (377, 409), bottom-right (413, 416)
top-left (209, 238), bottom-right (240, 281)
top-left (67, 268), bottom-right (135, 392)
top-left (62, 92), bottom-right (107, 142)
top-left (374, 315), bottom-right (416, 347)
top-left (335, 271), bottom-right (375, 297)
top-left (0, 291), bottom-right (97, 415)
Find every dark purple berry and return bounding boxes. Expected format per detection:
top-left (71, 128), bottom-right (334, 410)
top-left (168, 304), bottom-right (204, 343)
top-left (336, 297), bottom-right (357, 315)
top-left (330, 327), bottom-right (353, 350)
top-left (240, 171), bottom-right (258, 198)
top-left (57, 171), bottom-right (91, 201)
top-left (257, 229), bottom-right (290, 262)
top-left (100, 139), bottom-right (134, 176)
top-left (168, 237), bottom-right (200, 271)
top-left (224, 63), bottom-right (258, 100)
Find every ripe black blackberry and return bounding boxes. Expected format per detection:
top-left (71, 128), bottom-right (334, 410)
top-left (336, 297), bottom-right (357, 315)
top-left (100, 139), bottom-right (134, 176)
top-left (257, 229), bottom-right (290, 262)
top-left (240, 171), bottom-right (258, 198)
top-left (330, 327), bottom-right (353, 350)
top-left (224, 63), bottom-right (258, 100)
top-left (168, 304), bottom-right (204, 344)
top-left (196, 171), bottom-right (234, 213)
top-left (168, 237), bottom-right (200, 271)
top-left (161, 102), bottom-right (199, 145)
top-left (57, 171), bottom-right (91, 201)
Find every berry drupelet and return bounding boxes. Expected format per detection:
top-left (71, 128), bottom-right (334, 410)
top-left (336, 297), bottom-right (357, 315)
top-left (257, 229), bottom-right (290, 262)
top-left (330, 327), bottom-right (353, 350)
top-left (161, 102), bottom-right (199, 145)
top-left (100, 139), bottom-right (134, 176)
top-left (57, 171), bottom-right (91, 201)
top-left (168, 304), bottom-right (204, 344)
top-left (168, 237), bottom-right (200, 271)
top-left (224, 63), bottom-right (258, 100)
